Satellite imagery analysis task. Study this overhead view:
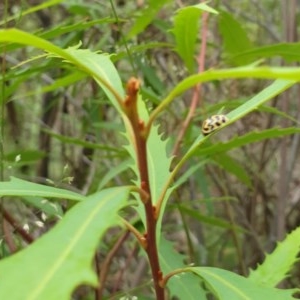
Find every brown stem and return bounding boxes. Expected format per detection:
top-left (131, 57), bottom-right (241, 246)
top-left (122, 218), bottom-right (147, 249)
top-left (160, 267), bottom-right (188, 288)
top-left (3, 208), bottom-right (34, 244)
top-left (112, 242), bottom-right (139, 295)
top-left (124, 78), bottom-right (165, 299)
top-left (144, 201), bottom-right (164, 299)
top-left (97, 231), bottom-right (130, 299)
top-left (3, 218), bottom-right (17, 253)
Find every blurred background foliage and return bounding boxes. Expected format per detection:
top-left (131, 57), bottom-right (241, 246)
top-left (1, 0), bottom-right (300, 298)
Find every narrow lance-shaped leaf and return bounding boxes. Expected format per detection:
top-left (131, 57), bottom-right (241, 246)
top-left (197, 127), bottom-right (300, 157)
top-left (126, 0), bottom-right (172, 39)
top-left (149, 73), bottom-right (297, 124)
top-left (172, 3), bottom-right (218, 73)
top-left (187, 267), bottom-right (298, 300)
top-left (172, 6), bottom-right (202, 73)
top-left (218, 10), bottom-right (253, 65)
top-left (0, 177), bottom-right (85, 202)
top-left (156, 80), bottom-right (295, 222)
top-left (0, 29), bottom-right (124, 112)
top-left (211, 153), bottom-right (252, 187)
top-left (61, 46), bottom-right (125, 112)
top-left (147, 124), bottom-right (174, 242)
top-left (180, 79), bottom-right (295, 163)
top-left (176, 204), bottom-right (245, 232)
top-left (0, 0), bottom-right (64, 26)
top-left (233, 43), bottom-right (300, 63)
top-left (0, 187), bottom-right (130, 300)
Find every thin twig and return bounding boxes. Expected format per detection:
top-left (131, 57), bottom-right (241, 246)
top-left (2, 219), bottom-right (17, 253)
top-left (112, 242), bottom-right (139, 295)
top-left (121, 218), bottom-right (147, 248)
top-left (97, 230), bottom-right (130, 299)
top-left (3, 208), bottom-right (34, 244)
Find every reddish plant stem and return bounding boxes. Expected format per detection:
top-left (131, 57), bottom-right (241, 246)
top-left (96, 231), bottom-right (130, 299)
top-left (144, 200), bottom-right (164, 298)
top-left (124, 78), bottom-right (164, 299)
top-left (136, 138), bottom-right (163, 298)
top-left (3, 218), bottom-right (17, 253)
top-left (172, 9), bottom-right (209, 156)
top-left (133, 130), bottom-right (163, 298)
top-left (122, 218), bottom-right (147, 248)
top-left (112, 241), bottom-right (139, 294)
top-left (3, 208), bottom-right (34, 244)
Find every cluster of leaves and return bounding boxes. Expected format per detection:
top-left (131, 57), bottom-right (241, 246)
top-left (0, 1), bottom-right (300, 299)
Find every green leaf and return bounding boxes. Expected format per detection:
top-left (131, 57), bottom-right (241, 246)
top-left (40, 18), bottom-right (118, 40)
top-left (210, 153), bottom-right (252, 187)
top-left (0, 177), bottom-right (84, 202)
top-left (61, 46), bottom-right (125, 112)
top-left (202, 99), bottom-right (298, 124)
top-left (0, 29), bottom-right (124, 112)
top-left (173, 160), bottom-right (207, 189)
top-left (160, 238), bottom-right (207, 299)
top-left (146, 124), bottom-right (174, 242)
top-left (172, 6), bottom-right (202, 73)
top-left (249, 227), bottom-right (300, 287)
top-left (136, 58), bottom-right (166, 94)
top-left (147, 126), bottom-right (173, 205)
top-left (197, 127), bottom-right (300, 157)
top-left (151, 69), bottom-right (299, 121)
top-left (233, 43), bottom-right (300, 63)
top-left (0, 187), bottom-right (130, 300)
top-left (126, 0), bottom-right (172, 39)
top-left (0, 0), bottom-right (64, 26)
top-left (179, 80), bottom-right (294, 164)
top-left (188, 267), bottom-right (298, 300)
top-left (22, 197), bottom-right (64, 218)
top-left (218, 11), bottom-right (253, 65)
top-left (161, 80), bottom-right (294, 214)
top-left (42, 129), bottom-right (123, 152)
top-left (171, 3), bottom-right (217, 73)
top-left (20, 72), bottom-right (87, 98)
top-left (193, 3), bottom-right (219, 14)
top-left (97, 158), bottom-right (133, 190)
top-left (5, 150), bottom-right (46, 164)
top-left (174, 204), bottom-right (245, 232)
top-left (113, 41), bottom-right (172, 62)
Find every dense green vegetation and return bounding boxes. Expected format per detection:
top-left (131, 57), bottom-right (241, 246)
top-left (0, 1), bottom-right (300, 299)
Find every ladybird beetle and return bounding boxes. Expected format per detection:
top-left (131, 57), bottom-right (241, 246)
top-left (202, 114), bottom-right (229, 136)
